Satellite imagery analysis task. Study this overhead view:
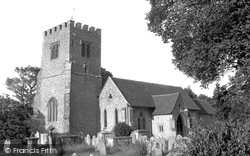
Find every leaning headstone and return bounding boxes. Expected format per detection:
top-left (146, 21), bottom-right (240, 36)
top-left (86, 134), bottom-right (91, 145)
top-left (92, 135), bottom-right (96, 146)
top-left (99, 141), bottom-right (107, 156)
top-left (152, 148), bottom-right (163, 156)
top-left (3, 138), bottom-right (11, 153)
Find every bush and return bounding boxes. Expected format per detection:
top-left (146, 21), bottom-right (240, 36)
top-left (112, 122), bottom-right (133, 137)
top-left (181, 120), bottom-right (250, 155)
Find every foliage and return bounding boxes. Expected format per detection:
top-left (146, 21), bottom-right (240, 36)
top-left (0, 95), bottom-right (31, 140)
top-left (101, 67), bottom-right (113, 87)
top-left (134, 142), bottom-right (148, 156)
top-left (181, 120), bottom-right (250, 156)
top-left (146, 0), bottom-right (250, 87)
top-left (27, 110), bottom-right (46, 133)
top-left (184, 86), bottom-right (197, 99)
top-left (213, 82), bottom-right (250, 121)
top-left (184, 86), bottom-right (212, 103)
top-left (107, 143), bottom-right (147, 156)
top-left (6, 66), bottom-right (40, 108)
top-left (112, 122), bottom-right (133, 137)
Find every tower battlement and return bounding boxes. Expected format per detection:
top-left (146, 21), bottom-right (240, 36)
top-left (44, 20), bottom-right (101, 37)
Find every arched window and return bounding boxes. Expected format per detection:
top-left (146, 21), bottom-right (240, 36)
top-left (47, 97), bottom-right (58, 122)
top-left (104, 109), bottom-right (107, 128)
top-left (115, 108), bottom-right (118, 124)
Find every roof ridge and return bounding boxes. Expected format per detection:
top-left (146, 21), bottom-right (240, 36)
top-left (152, 92), bottom-right (180, 97)
top-left (112, 77), bottom-right (182, 89)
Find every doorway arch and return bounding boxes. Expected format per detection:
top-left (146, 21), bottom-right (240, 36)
top-left (176, 114), bottom-right (184, 136)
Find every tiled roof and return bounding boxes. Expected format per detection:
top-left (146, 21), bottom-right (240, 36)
top-left (112, 77), bottom-right (200, 110)
top-left (152, 93), bottom-right (180, 115)
top-left (194, 100), bottom-right (215, 114)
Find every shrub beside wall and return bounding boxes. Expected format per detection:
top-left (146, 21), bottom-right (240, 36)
top-left (112, 122), bottom-right (133, 137)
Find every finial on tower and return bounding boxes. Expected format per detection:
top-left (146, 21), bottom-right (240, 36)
top-left (71, 8), bottom-right (75, 20)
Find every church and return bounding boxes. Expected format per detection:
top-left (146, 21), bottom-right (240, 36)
top-left (34, 20), bottom-right (215, 138)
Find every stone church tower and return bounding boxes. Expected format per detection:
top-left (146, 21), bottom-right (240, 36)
top-left (34, 20), bottom-right (102, 135)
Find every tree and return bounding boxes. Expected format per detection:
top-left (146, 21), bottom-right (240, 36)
top-left (101, 67), bottom-right (113, 87)
top-left (6, 66), bottom-right (40, 107)
top-left (146, 0), bottom-right (250, 121)
top-left (0, 95), bottom-right (31, 139)
top-left (184, 86), bottom-right (197, 100)
top-left (146, 0), bottom-right (250, 87)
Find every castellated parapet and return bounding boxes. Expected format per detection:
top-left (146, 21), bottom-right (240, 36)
top-left (44, 20), bottom-right (101, 37)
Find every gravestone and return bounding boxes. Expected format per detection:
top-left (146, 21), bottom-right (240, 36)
top-left (95, 137), bottom-right (101, 151)
top-left (159, 138), bottom-right (167, 152)
top-left (142, 135), bottom-right (148, 142)
top-left (152, 148), bottom-right (163, 156)
top-left (99, 141), bottom-right (106, 156)
top-left (3, 138), bottom-right (11, 153)
top-left (150, 136), bottom-right (155, 142)
top-left (40, 133), bottom-right (48, 144)
top-left (147, 141), bottom-right (153, 156)
top-left (86, 134), bottom-right (91, 145)
top-left (130, 132), bottom-right (136, 144)
top-left (92, 135), bottom-right (96, 146)
top-left (167, 136), bottom-right (176, 151)
top-left (35, 131), bottom-right (40, 144)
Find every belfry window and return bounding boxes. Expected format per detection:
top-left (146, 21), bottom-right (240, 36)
top-left (47, 97), bottom-right (58, 122)
top-left (81, 41), bottom-right (91, 58)
top-left (50, 42), bottom-right (60, 60)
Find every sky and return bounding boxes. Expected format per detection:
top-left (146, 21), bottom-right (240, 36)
top-left (0, 0), bottom-right (230, 97)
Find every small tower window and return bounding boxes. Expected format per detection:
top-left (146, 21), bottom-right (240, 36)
top-left (81, 43), bottom-right (86, 57)
top-left (87, 44), bottom-right (90, 58)
top-left (83, 64), bottom-right (88, 73)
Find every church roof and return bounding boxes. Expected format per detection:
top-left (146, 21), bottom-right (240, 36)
top-left (193, 100), bottom-right (215, 115)
top-left (112, 77), bottom-right (200, 110)
top-left (152, 93), bottom-right (180, 115)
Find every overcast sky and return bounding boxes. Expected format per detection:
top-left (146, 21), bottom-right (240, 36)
top-left (0, 0), bottom-right (230, 97)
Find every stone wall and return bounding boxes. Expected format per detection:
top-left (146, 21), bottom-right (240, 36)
top-left (152, 114), bottom-right (174, 139)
